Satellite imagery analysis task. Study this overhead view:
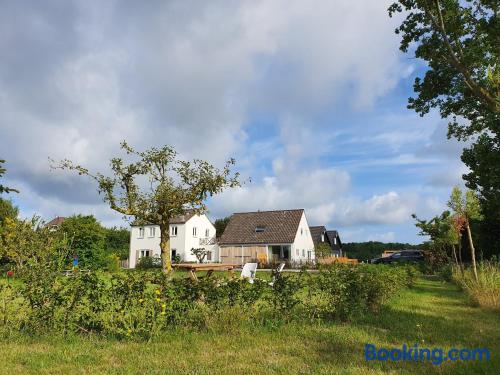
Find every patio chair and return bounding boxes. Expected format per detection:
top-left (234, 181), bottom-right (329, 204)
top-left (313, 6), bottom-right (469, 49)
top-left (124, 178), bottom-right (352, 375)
top-left (240, 262), bottom-right (258, 284)
top-left (269, 262), bottom-right (285, 286)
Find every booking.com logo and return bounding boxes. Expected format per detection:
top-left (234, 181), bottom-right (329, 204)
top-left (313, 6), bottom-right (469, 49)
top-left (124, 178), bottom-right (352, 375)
top-left (365, 344), bottom-right (491, 365)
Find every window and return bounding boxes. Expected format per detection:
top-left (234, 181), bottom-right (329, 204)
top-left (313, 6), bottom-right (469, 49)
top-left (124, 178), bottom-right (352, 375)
top-left (301, 228), bottom-right (303, 235)
top-left (296, 249), bottom-right (299, 256)
top-left (321, 234), bottom-right (324, 242)
top-left (302, 249), bottom-right (305, 257)
top-left (171, 249), bottom-right (177, 260)
top-left (193, 227), bottom-right (197, 237)
top-left (149, 227), bottom-right (156, 237)
top-left (205, 228), bottom-right (210, 237)
top-left (140, 250), bottom-right (151, 258)
top-left (255, 226), bottom-right (266, 233)
top-left (138, 227), bottom-right (144, 238)
top-left (206, 251), bottom-right (212, 261)
top-left (171, 226), bottom-right (178, 236)
top-left (307, 250), bottom-right (312, 259)
top-left (333, 238), bottom-right (337, 245)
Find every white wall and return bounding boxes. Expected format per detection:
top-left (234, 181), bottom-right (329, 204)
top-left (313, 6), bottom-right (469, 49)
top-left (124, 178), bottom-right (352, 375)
top-left (128, 214), bottom-right (217, 268)
top-left (129, 225), bottom-right (162, 268)
top-left (291, 212), bottom-right (315, 262)
top-left (182, 214), bottom-right (218, 262)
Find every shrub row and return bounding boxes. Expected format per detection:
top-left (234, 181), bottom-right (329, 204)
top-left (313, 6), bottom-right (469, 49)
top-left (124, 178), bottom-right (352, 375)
top-left (0, 264), bottom-right (416, 339)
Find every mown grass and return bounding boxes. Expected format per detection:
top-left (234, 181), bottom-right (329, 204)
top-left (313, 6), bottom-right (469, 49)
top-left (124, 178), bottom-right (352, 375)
top-left (0, 277), bottom-right (498, 374)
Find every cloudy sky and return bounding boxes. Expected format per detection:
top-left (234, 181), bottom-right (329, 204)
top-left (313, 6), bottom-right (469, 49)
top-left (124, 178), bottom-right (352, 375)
top-left (0, 0), bottom-right (467, 243)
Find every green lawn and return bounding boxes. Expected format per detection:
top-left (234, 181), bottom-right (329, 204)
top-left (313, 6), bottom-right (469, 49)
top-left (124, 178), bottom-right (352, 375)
top-left (0, 278), bottom-right (498, 374)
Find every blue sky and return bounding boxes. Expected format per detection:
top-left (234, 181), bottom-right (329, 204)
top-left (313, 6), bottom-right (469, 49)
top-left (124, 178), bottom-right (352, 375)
top-left (0, 0), bottom-right (467, 243)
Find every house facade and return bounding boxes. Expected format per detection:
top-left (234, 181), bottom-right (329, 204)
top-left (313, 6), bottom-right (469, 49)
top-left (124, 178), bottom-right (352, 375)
top-left (218, 209), bottom-right (315, 265)
top-left (128, 212), bottom-right (217, 268)
top-left (310, 226), bottom-right (343, 257)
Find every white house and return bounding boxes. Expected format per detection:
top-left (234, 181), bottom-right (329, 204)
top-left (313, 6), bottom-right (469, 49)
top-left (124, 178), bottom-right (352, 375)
top-left (128, 211), bottom-right (218, 268)
top-left (218, 209), bottom-right (315, 265)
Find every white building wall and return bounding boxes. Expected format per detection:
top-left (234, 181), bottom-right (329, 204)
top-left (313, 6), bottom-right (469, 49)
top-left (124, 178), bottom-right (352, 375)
top-left (129, 225), bottom-right (162, 268)
top-left (128, 214), bottom-right (218, 268)
top-left (291, 212), bottom-right (315, 262)
top-left (182, 214), bottom-right (218, 262)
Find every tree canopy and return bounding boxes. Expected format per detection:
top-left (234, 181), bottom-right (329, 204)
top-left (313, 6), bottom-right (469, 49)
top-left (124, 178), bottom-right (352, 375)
top-left (389, 0), bottom-right (499, 256)
top-left (0, 159), bottom-right (18, 194)
top-left (54, 141), bottom-right (240, 272)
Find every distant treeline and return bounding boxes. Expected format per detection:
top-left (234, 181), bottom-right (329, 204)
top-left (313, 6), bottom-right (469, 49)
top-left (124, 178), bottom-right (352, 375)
top-left (343, 242), bottom-right (423, 261)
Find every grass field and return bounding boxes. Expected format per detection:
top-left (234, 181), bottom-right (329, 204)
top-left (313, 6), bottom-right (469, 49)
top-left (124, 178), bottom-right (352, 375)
top-left (0, 277), bottom-right (498, 374)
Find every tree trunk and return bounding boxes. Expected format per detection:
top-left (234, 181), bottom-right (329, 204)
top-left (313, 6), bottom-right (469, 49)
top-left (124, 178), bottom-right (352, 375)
top-left (457, 235), bottom-right (464, 275)
top-left (451, 244), bottom-right (459, 267)
top-left (466, 222), bottom-right (478, 281)
top-left (160, 224), bottom-right (172, 273)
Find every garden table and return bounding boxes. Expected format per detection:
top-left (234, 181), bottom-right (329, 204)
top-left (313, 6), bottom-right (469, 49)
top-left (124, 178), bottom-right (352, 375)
top-left (173, 263), bottom-right (239, 281)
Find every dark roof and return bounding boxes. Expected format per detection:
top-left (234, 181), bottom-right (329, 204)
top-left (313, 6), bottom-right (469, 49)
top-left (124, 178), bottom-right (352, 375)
top-left (46, 216), bottom-right (66, 227)
top-left (170, 210), bottom-right (196, 224)
top-left (326, 230), bottom-right (339, 240)
top-left (131, 210), bottom-right (197, 226)
top-left (219, 209), bottom-right (304, 245)
top-left (309, 226), bottom-right (327, 245)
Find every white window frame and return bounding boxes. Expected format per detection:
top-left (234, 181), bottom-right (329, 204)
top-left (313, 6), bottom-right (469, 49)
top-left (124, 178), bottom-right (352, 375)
top-left (138, 227), bottom-right (144, 238)
top-left (193, 227), bottom-right (197, 237)
top-left (205, 228), bottom-right (210, 237)
top-left (171, 226), bottom-right (178, 236)
top-left (206, 251), bottom-right (212, 261)
top-left (302, 249), bottom-right (305, 257)
top-left (307, 250), bottom-right (312, 260)
top-left (149, 227), bottom-right (155, 237)
top-left (140, 249), bottom-right (151, 258)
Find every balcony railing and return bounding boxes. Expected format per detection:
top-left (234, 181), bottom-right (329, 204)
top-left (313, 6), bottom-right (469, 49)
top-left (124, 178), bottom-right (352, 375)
top-left (199, 236), bottom-right (216, 246)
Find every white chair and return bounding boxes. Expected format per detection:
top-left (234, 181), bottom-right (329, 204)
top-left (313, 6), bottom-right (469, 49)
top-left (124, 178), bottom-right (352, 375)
top-left (240, 263), bottom-right (258, 283)
top-left (269, 263), bottom-right (285, 286)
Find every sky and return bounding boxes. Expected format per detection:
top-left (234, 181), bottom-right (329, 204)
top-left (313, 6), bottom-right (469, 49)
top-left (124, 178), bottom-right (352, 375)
top-left (0, 0), bottom-right (468, 243)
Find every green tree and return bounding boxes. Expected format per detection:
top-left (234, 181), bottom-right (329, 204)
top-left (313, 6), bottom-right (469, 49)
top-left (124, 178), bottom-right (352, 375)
top-left (0, 198), bottom-right (18, 225)
top-left (412, 211), bottom-right (459, 268)
top-left (389, 0), bottom-right (500, 250)
top-left (214, 216), bottom-right (231, 237)
top-left (104, 226), bottom-right (130, 260)
top-left (448, 186), bottom-right (483, 280)
top-left (0, 159), bottom-right (18, 194)
top-left (0, 216), bottom-right (70, 272)
top-left (59, 215), bottom-right (107, 269)
top-left (314, 243), bottom-right (332, 259)
top-left (54, 142), bottom-right (240, 273)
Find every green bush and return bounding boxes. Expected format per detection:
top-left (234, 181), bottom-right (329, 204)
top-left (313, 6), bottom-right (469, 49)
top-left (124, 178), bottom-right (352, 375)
top-left (136, 256), bottom-right (162, 270)
top-left (2, 263), bottom-right (414, 339)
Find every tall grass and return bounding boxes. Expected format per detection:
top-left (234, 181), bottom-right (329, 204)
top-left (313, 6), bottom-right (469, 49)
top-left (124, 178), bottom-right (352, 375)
top-left (452, 261), bottom-right (500, 310)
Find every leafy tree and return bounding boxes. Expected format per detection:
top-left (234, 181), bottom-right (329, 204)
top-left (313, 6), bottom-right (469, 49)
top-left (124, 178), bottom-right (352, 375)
top-left (104, 226), bottom-right (130, 260)
top-left (0, 159), bottom-right (18, 194)
top-left (389, 0), bottom-right (500, 249)
top-left (315, 243), bottom-right (332, 259)
top-left (190, 247), bottom-right (209, 263)
top-left (412, 210), bottom-right (459, 268)
top-left (214, 216), bottom-right (231, 237)
top-left (0, 198), bottom-right (18, 225)
top-left (0, 216), bottom-right (71, 272)
top-left (448, 186), bottom-right (483, 280)
top-left (54, 142), bottom-right (240, 272)
top-left (59, 215), bottom-right (107, 269)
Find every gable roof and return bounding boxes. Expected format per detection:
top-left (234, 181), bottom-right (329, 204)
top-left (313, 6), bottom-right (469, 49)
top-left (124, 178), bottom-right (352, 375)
top-left (131, 210), bottom-right (197, 226)
top-left (219, 209), bottom-right (304, 245)
top-left (309, 226), bottom-right (327, 245)
top-left (46, 216), bottom-right (66, 227)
